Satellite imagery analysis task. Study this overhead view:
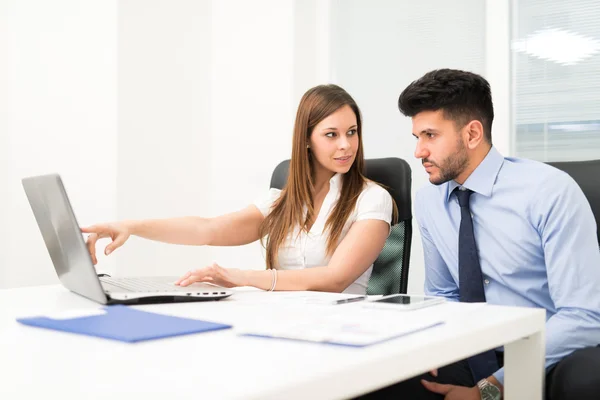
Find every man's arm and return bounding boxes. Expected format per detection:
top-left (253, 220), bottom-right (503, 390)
top-left (415, 191), bottom-right (459, 300)
top-left (494, 172), bottom-right (600, 385)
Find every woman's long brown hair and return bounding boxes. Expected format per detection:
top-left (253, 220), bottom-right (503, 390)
top-left (259, 84), bottom-right (369, 270)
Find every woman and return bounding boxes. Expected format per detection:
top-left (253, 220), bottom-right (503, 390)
top-left (83, 84), bottom-right (395, 294)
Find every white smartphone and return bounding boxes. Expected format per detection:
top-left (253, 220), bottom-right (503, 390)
top-left (365, 294), bottom-right (446, 311)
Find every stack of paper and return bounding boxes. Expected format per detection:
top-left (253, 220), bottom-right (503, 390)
top-left (238, 307), bottom-right (444, 347)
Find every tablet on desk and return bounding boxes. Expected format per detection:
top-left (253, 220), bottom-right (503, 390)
top-left (365, 294), bottom-right (445, 311)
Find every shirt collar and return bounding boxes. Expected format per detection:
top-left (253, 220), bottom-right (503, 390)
top-left (329, 173), bottom-right (343, 191)
top-left (446, 146), bottom-right (504, 201)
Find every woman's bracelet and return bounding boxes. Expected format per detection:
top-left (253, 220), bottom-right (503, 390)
top-left (268, 268), bottom-right (278, 292)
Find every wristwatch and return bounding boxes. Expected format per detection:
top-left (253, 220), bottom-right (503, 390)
top-left (477, 379), bottom-right (502, 400)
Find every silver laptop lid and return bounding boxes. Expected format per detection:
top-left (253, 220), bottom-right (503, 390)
top-left (22, 174), bottom-right (109, 304)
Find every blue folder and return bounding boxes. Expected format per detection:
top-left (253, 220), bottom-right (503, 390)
top-left (17, 305), bottom-right (232, 343)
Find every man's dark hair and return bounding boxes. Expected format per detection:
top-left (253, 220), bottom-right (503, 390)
top-left (398, 69), bottom-right (494, 144)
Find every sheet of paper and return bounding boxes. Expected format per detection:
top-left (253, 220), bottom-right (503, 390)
top-left (238, 304), bottom-right (445, 346)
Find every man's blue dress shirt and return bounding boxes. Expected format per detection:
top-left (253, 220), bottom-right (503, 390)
top-left (415, 146), bottom-right (600, 384)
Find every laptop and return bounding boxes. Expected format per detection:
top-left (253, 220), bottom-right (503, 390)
top-left (22, 173), bottom-right (233, 304)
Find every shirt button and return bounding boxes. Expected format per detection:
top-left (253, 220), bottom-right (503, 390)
top-left (484, 279), bottom-right (490, 285)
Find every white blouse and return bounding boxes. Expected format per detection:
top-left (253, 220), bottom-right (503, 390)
top-left (253, 173), bottom-right (393, 294)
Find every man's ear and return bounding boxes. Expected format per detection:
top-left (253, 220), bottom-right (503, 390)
top-left (465, 120), bottom-right (485, 150)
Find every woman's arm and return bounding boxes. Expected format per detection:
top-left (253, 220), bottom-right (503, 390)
top-left (249, 219), bottom-right (389, 292)
top-left (82, 205), bottom-right (265, 264)
top-left (177, 218), bottom-right (389, 293)
top-left (126, 205), bottom-right (265, 246)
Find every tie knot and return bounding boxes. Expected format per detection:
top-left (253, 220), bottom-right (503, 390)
top-left (455, 188), bottom-right (473, 207)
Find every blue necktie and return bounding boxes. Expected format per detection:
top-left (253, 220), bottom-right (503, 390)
top-left (455, 188), bottom-right (499, 382)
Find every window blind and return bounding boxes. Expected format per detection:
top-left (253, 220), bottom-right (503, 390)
top-left (512, 0), bottom-right (600, 161)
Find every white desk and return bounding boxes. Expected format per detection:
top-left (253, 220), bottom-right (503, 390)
top-left (0, 285), bottom-right (545, 400)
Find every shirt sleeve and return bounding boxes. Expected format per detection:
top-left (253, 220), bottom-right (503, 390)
top-left (355, 183), bottom-right (393, 226)
top-left (415, 189), bottom-right (460, 301)
top-left (494, 171), bottom-right (600, 385)
top-left (253, 188), bottom-right (282, 217)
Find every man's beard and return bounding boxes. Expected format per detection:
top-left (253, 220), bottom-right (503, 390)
top-left (425, 140), bottom-right (469, 185)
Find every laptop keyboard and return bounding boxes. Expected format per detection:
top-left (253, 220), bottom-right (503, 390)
top-left (100, 277), bottom-right (187, 293)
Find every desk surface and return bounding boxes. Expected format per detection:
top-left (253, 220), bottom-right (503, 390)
top-left (0, 285), bottom-right (545, 400)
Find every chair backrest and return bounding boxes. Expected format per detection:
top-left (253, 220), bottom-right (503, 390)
top-left (546, 159), bottom-right (600, 247)
top-left (269, 158), bottom-right (412, 295)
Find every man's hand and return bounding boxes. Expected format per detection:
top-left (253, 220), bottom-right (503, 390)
top-left (487, 376), bottom-right (503, 394)
top-left (421, 380), bottom-right (480, 400)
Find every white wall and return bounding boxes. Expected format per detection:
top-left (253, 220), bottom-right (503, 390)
top-left (113, 0), bottom-right (296, 277)
top-left (116, 0), bottom-right (213, 278)
top-left (207, 0), bottom-right (295, 270)
top-left (1, 0), bottom-right (307, 287)
top-left (486, 0), bottom-right (512, 156)
top-left (1, 0), bottom-right (118, 288)
top-left (1, 0), bottom-right (9, 286)
top-left (293, 0), bottom-right (333, 100)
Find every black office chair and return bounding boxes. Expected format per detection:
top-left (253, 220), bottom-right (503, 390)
top-left (546, 159), bottom-right (600, 247)
top-left (269, 158), bottom-right (412, 295)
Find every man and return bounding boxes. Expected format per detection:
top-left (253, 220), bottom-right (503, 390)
top-left (362, 69), bottom-right (600, 400)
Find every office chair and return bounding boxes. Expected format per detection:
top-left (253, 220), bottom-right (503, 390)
top-left (269, 158), bottom-right (412, 295)
top-left (546, 159), bottom-right (600, 247)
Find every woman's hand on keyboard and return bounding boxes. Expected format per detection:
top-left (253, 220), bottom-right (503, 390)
top-left (175, 263), bottom-right (246, 288)
top-left (81, 222), bottom-right (131, 265)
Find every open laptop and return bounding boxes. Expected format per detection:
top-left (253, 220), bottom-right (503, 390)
top-left (22, 173), bottom-right (233, 304)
